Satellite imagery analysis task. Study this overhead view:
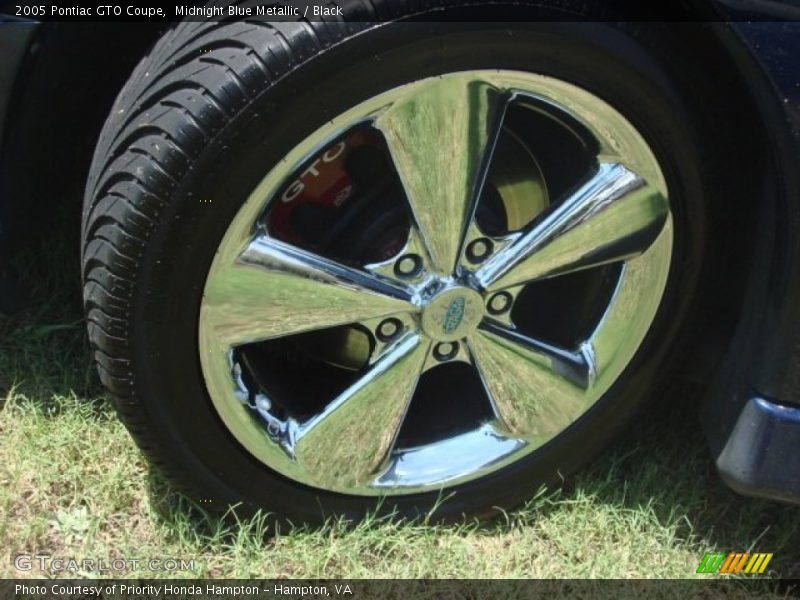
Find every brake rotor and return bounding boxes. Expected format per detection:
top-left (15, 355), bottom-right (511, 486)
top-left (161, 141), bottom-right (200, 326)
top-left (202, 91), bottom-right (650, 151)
top-left (491, 128), bottom-right (549, 231)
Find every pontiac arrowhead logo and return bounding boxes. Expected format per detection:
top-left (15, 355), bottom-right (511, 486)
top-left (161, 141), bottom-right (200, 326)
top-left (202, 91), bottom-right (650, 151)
top-left (443, 297), bottom-right (466, 334)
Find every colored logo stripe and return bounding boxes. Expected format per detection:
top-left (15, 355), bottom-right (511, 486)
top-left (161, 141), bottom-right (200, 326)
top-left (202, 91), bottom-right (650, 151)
top-left (696, 552), bottom-right (773, 574)
top-left (744, 553), bottom-right (773, 574)
top-left (720, 553), bottom-right (749, 574)
top-left (696, 553), bottom-right (726, 573)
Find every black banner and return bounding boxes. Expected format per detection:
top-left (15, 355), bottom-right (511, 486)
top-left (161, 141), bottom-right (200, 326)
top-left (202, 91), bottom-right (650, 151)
top-left (2, 579), bottom-right (799, 600)
top-left (2, 0), bottom-right (800, 23)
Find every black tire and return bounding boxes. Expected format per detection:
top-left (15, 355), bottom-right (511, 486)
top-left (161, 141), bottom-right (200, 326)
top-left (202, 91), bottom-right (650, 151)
top-left (82, 5), bottom-right (710, 523)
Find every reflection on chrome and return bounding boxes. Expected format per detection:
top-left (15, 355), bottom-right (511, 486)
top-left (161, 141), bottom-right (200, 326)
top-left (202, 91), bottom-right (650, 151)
top-left (199, 70), bottom-right (673, 495)
top-left (474, 162), bottom-right (668, 291)
top-left (373, 423), bottom-right (527, 490)
top-left (203, 234), bottom-right (417, 347)
top-left (292, 333), bottom-right (430, 489)
top-left (375, 74), bottom-right (507, 276)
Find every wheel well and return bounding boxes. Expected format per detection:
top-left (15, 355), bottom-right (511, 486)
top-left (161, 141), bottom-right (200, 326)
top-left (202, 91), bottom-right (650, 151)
top-left (0, 22), bottom-right (165, 263)
top-left (628, 23), bottom-right (771, 384)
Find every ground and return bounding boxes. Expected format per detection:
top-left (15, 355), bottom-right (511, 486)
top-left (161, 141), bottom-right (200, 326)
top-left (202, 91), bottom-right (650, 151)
top-left (0, 233), bottom-right (798, 591)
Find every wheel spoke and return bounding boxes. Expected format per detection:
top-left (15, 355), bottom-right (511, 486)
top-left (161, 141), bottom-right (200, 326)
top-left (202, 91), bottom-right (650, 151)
top-left (474, 162), bottom-right (668, 290)
top-left (293, 334), bottom-right (430, 489)
top-left (584, 230), bottom-right (671, 387)
top-left (468, 323), bottom-right (595, 440)
top-left (375, 74), bottom-right (507, 275)
top-left (202, 234), bottom-right (416, 346)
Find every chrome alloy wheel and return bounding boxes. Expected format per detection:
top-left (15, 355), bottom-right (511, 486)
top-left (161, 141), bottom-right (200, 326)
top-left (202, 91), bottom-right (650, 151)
top-left (199, 71), bottom-right (673, 495)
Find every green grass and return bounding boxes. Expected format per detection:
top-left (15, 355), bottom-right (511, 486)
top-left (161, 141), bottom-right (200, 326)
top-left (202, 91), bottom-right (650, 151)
top-left (1, 235), bottom-right (798, 585)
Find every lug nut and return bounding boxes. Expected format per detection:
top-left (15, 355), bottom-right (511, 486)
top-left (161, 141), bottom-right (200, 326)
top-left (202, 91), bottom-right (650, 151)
top-left (433, 341), bottom-right (458, 362)
top-left (394, 254), bottom-right (422, 278)
top-left (377, 318), bottom-right (403, 342)
top-left (487, 291), bottom-right (513, 315)
top-left (466, 238), bottom-right (494, 264)
top-left (255, 395), bottom-right (272, 413)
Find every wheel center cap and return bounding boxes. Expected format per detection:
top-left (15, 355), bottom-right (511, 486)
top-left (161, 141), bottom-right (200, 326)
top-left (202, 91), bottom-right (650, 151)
top-left (421, 286), bottom-right (484, 342)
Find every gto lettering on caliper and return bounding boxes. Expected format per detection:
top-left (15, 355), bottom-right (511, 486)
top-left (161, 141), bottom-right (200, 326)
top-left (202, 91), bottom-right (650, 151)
top-left (281, 141), bottom-right (347, 203)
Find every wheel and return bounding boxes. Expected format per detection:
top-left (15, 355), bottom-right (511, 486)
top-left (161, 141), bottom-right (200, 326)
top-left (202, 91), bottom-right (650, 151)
top-left (82, 8), bottom-right (708, 523)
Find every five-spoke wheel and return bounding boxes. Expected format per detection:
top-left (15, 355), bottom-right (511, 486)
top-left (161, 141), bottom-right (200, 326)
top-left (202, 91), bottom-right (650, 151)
top-left (199, 71), bottom-right (673, 495)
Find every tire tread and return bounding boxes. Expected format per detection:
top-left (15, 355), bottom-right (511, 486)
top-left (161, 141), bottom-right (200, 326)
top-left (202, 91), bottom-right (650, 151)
top-left (81, 4), bottom-right (385, 503)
